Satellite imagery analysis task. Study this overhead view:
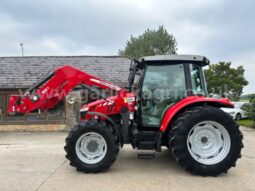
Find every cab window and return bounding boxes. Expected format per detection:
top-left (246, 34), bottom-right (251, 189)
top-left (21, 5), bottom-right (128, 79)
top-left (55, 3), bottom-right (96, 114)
top-left (190, 64), bottom-right (207, 96)
top-left (141, 64), bottom-right (186, 126)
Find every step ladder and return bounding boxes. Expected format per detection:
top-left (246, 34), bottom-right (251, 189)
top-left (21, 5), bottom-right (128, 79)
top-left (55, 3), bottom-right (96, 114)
top-left (137, 141), bottom-right (156, 159)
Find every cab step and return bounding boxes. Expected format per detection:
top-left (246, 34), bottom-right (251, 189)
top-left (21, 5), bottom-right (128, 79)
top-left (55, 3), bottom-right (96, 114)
top-left (137, 149), bottom-right (155, 159)
top-left (137, 141), bottom-right (155, 150)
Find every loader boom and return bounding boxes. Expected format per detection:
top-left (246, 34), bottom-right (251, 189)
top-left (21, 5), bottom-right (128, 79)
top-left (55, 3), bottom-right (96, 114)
top-left (8, 65), bottom-right (122, 114)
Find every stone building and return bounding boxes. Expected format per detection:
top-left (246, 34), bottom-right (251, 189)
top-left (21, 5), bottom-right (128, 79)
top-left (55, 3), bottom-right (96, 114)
top-left (0, 56), bottom-right (130, 131)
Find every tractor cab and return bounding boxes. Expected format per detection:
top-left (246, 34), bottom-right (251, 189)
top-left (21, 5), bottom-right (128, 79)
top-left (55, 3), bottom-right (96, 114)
top-left (129, 55), bottom-right (210, 128)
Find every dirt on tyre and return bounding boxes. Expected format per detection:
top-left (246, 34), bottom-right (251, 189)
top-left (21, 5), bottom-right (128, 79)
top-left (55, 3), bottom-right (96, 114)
top-left (169, 106), bottom-right (243, 176)
top-left (64, 119), bottom-right (119, 173)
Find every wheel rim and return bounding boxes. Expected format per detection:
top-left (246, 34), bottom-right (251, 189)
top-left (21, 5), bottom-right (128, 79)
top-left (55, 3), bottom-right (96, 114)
top-left (75, 132), bottom-right (107, 164)
top-left (187, 121), bottom-right (231, 165)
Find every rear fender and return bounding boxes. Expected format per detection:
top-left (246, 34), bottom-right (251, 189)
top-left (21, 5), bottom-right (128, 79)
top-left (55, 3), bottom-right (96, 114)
top-left (160, 96), bottom-right (234, 132)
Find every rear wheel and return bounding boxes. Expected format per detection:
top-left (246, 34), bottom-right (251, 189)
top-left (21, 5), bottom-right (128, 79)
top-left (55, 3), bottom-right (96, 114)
top-left (64, 120), bottom-right (119, 173)
top-left (169, 106), bottom-right (243, 176)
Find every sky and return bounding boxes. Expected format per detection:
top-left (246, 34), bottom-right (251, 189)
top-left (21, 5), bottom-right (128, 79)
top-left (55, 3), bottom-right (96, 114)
top-left (0, 0), bottom-right (254, 94)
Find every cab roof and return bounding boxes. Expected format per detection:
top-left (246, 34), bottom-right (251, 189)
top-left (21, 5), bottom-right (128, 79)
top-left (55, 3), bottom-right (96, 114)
top-left (141, 54), bottom-right (210, 66)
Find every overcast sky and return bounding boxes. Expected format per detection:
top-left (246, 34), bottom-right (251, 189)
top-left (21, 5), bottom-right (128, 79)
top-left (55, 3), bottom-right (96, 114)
top-left (0, 0), bottom-right (254, 94)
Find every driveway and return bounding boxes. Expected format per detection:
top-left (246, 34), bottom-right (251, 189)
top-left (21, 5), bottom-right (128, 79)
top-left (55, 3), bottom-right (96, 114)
top-left (0, 127), bottom-right (254, 191)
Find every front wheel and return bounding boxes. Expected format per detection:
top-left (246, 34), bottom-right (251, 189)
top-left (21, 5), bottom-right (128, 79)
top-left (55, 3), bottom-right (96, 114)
top-left (169, 106), bottom-right (243, 176)
top-left (64, 120), bottom-right (119, 173)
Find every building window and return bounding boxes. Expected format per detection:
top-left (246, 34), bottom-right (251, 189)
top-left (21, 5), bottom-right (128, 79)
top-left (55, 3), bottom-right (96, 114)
top-left (0, 92), bottom-right (65, 124)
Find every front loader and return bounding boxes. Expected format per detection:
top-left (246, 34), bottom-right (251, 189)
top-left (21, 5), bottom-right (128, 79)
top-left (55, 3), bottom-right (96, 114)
top-left (7, 55), bottom-right (243, 176)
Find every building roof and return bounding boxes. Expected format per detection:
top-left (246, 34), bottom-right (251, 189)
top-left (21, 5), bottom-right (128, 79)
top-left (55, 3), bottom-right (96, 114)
top-left (0, 56), bottom-right (130, 89)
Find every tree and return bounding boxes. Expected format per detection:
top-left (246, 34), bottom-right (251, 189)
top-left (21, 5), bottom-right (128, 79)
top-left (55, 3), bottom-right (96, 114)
top-left (243, 94), bottom-right (255, 127)
top-left (119, 26), bottom-right (177, 59)
top-left (204, 62), bottom-right (248, 101)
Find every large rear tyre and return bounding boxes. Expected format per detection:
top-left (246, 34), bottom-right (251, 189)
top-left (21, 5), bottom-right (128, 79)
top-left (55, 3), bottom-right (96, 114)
top-left (169, 106), bottom-right (243, 176)
top-left (64, 120), bottom-right (119, 173)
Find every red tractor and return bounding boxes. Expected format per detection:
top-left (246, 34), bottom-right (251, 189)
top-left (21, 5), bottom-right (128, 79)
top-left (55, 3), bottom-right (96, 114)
top-left (8, 55), bottom-right (243, 176)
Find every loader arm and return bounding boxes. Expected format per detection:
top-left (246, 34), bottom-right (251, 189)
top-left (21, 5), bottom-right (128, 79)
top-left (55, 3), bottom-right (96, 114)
top-left (8, 65), bottom-right (122, 115)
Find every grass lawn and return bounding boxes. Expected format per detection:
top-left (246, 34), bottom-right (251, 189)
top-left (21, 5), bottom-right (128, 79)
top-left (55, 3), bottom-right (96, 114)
top-left (237, 119), bottom-right (255, 128)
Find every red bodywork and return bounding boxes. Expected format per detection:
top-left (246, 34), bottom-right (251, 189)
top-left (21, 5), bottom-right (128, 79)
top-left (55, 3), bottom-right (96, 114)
top-left (160, 96), bottom-right (234, 132)
top-left (80, 92), bottom-right (136, 120)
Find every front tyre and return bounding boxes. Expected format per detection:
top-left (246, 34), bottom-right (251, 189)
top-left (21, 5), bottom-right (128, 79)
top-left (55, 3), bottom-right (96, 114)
top-left (64, 120), bottom-right (119, 173)
top-left (169, 106), bottom-right (243, 176)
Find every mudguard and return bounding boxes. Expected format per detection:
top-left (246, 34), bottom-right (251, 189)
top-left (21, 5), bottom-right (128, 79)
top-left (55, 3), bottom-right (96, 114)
top-left (160, 96), bottom-right (234, 132)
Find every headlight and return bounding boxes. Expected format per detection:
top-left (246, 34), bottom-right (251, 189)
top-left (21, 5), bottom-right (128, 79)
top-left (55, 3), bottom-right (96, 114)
top-left (80, 107), bottom-right (89, 112)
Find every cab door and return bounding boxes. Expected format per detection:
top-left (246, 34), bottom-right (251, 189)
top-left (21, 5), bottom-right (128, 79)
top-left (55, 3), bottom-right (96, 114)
top-left (140, 63), bottom-right (187, 127)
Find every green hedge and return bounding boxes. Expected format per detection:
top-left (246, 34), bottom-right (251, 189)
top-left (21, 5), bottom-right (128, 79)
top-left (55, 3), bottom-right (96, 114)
top-left (237, 119), bottom-right (255, 128)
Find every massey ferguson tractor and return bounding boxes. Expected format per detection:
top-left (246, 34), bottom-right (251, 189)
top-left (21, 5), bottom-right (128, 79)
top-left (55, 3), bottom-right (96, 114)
top-left (7, 55), bottom-right (243, 176)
